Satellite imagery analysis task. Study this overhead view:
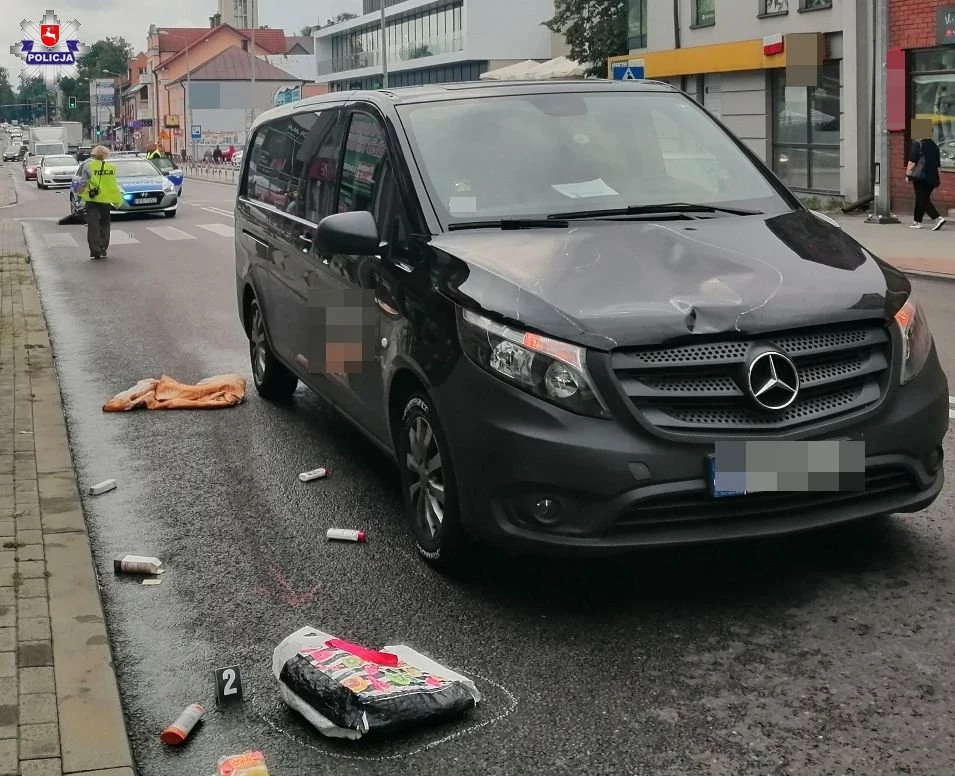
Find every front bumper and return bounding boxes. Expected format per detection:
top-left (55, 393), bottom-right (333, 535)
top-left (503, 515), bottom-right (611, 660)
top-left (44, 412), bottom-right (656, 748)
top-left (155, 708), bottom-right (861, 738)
top-left (73, 191), bottom-right (178, 215)
top-left (434, 348), bottom-right (948, 555)
top-left (40, 175), bottom-right (73, 187)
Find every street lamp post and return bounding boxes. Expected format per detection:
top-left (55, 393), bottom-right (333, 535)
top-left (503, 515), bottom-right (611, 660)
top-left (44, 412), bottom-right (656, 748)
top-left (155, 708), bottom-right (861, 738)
top-left (159, 31), bottom-right (193, 159)
top-left (102, 70), bottom-right (123, 147)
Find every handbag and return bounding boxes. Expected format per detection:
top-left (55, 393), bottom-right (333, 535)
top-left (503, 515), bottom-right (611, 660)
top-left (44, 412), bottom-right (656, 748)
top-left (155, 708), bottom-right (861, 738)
top-left (87, 160), bottom-right (105, 198)
top-left (909, 142), bottom-right (928, 182)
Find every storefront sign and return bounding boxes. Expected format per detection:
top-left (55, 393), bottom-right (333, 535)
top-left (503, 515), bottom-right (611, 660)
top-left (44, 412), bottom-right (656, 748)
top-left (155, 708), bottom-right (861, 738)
top-left (938, 6), bottom-right (955, 45)
top-left (273, 85), bottom-right (302, 106)
top-left (164, 115), bottom-right (180, 128)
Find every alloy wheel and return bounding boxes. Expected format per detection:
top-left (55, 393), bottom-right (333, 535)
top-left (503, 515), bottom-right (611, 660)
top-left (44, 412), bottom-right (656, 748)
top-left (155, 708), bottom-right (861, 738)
top-left (405, 416), bottom-right (445, 539)
top-left (250, 306), bottom-right (267, 384)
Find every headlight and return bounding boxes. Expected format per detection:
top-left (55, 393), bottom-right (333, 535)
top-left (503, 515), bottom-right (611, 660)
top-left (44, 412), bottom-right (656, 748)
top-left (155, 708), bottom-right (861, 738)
top-left (458, 308), bottom-right (609, 418)
top-left (163, 179), bottom-right (174, 192)
top-left (894, 295), bottom-right (933, 384)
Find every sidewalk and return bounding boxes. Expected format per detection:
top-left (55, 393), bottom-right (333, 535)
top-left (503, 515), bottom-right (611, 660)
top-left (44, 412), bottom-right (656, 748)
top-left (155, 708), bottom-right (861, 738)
top-left (0, 219), bottom-right (134, 776)
top-left (834, 213), bottom-right (955, 280)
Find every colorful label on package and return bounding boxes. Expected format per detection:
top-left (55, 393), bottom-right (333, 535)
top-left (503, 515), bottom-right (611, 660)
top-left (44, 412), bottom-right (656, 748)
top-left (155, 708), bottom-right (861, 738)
top-left (299, 647), bottom-right (449, 699)
top-left (217, 750), bottom-right (269, 776)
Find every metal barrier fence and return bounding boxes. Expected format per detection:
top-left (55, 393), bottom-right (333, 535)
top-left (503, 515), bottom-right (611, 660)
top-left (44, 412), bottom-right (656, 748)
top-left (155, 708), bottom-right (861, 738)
top-left (184, 162), bottom-right (238, 185)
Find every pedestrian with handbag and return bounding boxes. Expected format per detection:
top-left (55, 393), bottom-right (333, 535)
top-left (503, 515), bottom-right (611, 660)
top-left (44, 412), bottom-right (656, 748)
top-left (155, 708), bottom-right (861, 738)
top-left (906, 119), bottom-right (946, 230)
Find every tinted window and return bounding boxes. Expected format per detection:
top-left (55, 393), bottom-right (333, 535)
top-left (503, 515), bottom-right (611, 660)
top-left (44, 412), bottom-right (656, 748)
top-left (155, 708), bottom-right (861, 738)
top-left (337, 112), bottom-right (389, 215)
top-left (112, 161), bottom-right (163, 177)
top-left (245, 114), bottom-right (319, 211)
top-left (289, 110), bottom-right (344, 223)
top-left (397, 91), bottom-right (787, 224)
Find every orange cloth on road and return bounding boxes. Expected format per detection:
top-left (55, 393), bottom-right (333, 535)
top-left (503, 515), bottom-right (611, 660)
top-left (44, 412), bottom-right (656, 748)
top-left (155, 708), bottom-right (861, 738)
top-left (103, 374), bottom-right (246, 412)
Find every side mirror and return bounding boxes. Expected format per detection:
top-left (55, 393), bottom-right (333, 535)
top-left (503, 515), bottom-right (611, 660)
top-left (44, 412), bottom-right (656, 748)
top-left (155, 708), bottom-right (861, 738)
top-left (316, 210), bottom-right (381, 256)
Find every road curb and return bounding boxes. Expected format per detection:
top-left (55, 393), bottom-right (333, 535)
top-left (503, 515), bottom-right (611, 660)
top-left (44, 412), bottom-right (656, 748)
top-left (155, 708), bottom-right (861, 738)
top-left (899, 268), bottom-right (955, 282)
top-left (1, 220), bottom-right (135, 774)
top-left (0, 172), bottom-right (18, 209)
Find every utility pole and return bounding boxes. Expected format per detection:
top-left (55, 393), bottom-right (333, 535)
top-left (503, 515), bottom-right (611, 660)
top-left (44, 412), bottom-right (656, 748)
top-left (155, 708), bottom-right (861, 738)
top-left (249, 25), bottom-right (256, 133)
top-left (866, 0), bottom-right (899, 224)
top-left (380, 0), bottom-right (388, 88)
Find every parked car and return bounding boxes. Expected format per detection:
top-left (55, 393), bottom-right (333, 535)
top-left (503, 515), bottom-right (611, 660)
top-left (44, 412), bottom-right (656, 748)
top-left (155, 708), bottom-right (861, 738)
top-left (23, 155), bottom-right (40, 181)
top-left (36, 154), bottom-right (79, 189)
top-left (69, 156), bottom-right (178, 217)
top-left (146, 154), bottom-right (184, 196)
top-left (1, 146), bottom-right (17, 162)
top-left (234, 80), bottom-right (949, 568)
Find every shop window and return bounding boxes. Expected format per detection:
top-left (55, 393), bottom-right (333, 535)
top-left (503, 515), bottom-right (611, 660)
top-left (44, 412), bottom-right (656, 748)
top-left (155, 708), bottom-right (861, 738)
top-left (911, 48), bottom-right (955, 172)
top-left (628, 0), bottom-right (647, 49)
top-left (799, 0), bottom-right (831, 9)
top-left (761, 0), bottom-right (788, 15)
top-left (694, 0), bottom-right (715, 27)
top-left (771, 61), bottom-right (841, 193)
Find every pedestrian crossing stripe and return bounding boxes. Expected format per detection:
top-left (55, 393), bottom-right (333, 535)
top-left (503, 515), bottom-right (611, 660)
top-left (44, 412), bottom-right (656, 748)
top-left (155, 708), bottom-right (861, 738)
top-left (145, 226), bottom-right (196, 241)
top-left (38, 224), bottom-right (234, 249)
top-left (196, 223), bottom-right (235, 237)
top-left (950, 395), bottom-right (955, 419)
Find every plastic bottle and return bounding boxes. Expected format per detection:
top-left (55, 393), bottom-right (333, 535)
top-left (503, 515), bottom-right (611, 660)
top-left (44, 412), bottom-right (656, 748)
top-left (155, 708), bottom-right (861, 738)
top-left (113, 555), bottom-right (163, 574)
top-left (299, 467), bottom-right (328, 482)
top-left (326, 529), bottom-right (366, 542)
top-left (160, 703), bottom-right (203, 745)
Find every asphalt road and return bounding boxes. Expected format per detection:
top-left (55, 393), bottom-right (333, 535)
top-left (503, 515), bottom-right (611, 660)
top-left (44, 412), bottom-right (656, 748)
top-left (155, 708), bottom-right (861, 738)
top-left (5, 161), bottom-right (955, 776)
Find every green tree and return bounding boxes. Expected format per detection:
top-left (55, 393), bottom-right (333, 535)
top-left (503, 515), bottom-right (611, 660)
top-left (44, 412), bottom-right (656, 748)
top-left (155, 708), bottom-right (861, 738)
top-left (16, 77), bottom-right (50, 124)
top-left (544, 0), bottom-right (627, 78)
top-left (0, 67), bottom-right (16, 123)
top-left (301, 11), bottom-right (358, 35)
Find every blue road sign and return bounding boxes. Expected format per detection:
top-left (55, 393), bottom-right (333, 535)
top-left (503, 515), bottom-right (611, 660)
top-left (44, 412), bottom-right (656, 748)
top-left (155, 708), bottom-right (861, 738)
top-left (191, 125), bottom-right (201, 140)
top-left (612, 62), bottom-right (645, 80)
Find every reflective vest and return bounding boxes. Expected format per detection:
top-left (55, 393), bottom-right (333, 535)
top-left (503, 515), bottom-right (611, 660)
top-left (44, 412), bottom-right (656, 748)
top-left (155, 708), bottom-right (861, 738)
top-left (79, 160), bottom-right (124, 207)
top-left (146, 149), bottom-right (161, 159)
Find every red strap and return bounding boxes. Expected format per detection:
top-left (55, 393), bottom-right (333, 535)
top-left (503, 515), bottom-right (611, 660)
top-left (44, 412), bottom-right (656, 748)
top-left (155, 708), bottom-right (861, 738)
top-left (326, 638), bottom-right (399, 666)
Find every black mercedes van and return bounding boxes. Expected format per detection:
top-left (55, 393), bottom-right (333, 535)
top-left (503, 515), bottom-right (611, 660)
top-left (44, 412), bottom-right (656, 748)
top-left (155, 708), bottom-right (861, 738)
top-left (234, 80), bottom-right (948, 567)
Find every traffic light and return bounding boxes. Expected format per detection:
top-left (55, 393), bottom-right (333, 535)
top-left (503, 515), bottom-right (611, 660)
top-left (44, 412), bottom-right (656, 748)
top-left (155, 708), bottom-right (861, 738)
top-left (95, 126), bottom-right (101, 137)
top-left (68, 96), bottom-right (76, 109)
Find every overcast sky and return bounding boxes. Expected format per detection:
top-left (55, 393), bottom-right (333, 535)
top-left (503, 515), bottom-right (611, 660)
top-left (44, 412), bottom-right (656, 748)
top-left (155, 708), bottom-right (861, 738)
top-left (3, 0), bottom-right (363, 89)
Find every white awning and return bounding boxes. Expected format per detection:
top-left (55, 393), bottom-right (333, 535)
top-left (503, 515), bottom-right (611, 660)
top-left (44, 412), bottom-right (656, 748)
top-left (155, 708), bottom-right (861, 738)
top-left (479, 57), bottom-right (589, 81)
top-left (122, 83), bottom-right (146, 98)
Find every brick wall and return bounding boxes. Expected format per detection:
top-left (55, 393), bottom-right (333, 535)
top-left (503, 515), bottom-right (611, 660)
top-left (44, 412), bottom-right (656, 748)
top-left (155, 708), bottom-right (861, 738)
top-left (888, 0), bottom-right (955, 214)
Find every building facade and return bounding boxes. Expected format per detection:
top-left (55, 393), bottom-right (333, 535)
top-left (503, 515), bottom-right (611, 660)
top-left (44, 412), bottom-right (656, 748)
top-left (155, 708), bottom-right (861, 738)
top-left (313, 0), bottom-right (569, 91)
top-left (616, 0), bottom-right (873, 203)
top-left (143, 22), bottom-right (286, 150)
top-left (218, 0), bottom-right (258, 30)
top-left (170, 47), bottom-right (303, 158)
top-left (886, 0), bottom-right (955, 214)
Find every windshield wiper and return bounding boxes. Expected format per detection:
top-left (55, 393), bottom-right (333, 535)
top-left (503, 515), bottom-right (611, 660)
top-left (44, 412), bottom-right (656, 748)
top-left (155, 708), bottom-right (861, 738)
top-left (547, 202), bottom-right (762, 220)
top-left (448, 218), bottom-right (570, 231)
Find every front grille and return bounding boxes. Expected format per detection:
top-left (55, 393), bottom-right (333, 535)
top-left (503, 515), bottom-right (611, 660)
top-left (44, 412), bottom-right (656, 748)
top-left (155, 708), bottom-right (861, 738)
top-left (613, 466), bottom-right (914, 533)
top-left (129, 191), bottom-right (163, 204)
top-left (610, 322), bottom-right (891, 433)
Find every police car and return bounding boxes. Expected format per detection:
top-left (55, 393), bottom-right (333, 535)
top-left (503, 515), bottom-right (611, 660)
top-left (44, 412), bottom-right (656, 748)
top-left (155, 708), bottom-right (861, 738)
top-left (69, 155), bottom-right (178, 218)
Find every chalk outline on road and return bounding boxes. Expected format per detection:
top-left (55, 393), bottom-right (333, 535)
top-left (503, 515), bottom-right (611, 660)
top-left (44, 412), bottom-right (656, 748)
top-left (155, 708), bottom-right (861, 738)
top-left (250, 666), bottom-right (519, 762)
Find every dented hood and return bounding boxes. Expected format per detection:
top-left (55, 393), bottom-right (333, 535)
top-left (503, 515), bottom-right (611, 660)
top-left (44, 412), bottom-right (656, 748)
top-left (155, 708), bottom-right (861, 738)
top-left (431, 210), bottom-right (910, 351)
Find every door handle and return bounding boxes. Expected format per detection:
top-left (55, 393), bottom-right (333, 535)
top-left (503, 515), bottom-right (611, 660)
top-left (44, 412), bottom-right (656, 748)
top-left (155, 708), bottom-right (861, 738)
top-left (297, 233), bottom-right (313, 252)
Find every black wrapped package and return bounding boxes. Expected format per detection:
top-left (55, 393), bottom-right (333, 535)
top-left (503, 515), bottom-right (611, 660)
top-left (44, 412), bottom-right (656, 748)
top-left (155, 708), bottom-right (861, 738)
top-left (277, 640), bottom-right (478, 737)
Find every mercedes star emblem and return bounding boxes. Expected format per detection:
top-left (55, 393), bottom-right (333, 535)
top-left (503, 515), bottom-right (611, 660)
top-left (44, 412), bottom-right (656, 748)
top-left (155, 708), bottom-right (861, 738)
top-left (746, 351), bottom-right (800, 411)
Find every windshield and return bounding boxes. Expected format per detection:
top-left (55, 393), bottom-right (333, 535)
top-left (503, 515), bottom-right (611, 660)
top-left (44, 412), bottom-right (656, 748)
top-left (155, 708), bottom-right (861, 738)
top-left (43, 156), bottom-right (76, 166)
top-left (113, 161), bottom-right (163, 177)
top-left (150, 157), bottom-right (177, 172)
top-left (397, 90), bottom-right (790, 224)
top-left (26, 157), bottom-right (39, 165)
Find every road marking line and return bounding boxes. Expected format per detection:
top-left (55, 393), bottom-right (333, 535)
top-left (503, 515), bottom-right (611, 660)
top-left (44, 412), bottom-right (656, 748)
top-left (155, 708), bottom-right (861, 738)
top-left (950, 409), bottom-right (955, 419)
top-left (196, 223), bottom-right (235, 237)
top-left (107, 230), bottom-right (139, 245)
top-left (950, 396), bottom-right (955, 403)
top-left (41, 233), bottom-right (78, 248)
top-left (200, 206), bottom-right (234, 219)
top-left (145, 226), bottom-right (196, 241)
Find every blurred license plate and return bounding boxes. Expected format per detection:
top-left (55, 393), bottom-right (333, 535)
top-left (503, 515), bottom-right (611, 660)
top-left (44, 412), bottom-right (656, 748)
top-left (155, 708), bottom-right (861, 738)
top-left (136, 197), bottom-right (158, 204)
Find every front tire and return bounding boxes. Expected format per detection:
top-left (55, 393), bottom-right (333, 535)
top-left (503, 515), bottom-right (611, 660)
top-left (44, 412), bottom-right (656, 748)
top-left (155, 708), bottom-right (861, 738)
top-left (248, 299), bottom-right (297, 400)
top-left (396, 392), bottom-right (469, 568)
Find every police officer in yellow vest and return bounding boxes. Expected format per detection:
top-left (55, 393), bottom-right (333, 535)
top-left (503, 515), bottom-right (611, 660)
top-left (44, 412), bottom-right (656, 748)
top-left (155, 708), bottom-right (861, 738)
top-left (71, 145), bottom-right (124, 259)
top-left (146, 145), bottom-right (161, 160)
